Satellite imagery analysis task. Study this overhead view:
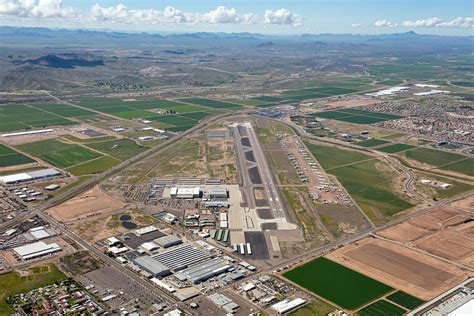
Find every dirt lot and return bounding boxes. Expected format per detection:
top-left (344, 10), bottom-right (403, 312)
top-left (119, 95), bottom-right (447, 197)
top-left (451, 194), bottom-right (474, 210)
top-left (47, 185), bottom-right (126, 222)
top-left (414, 224), bottom-right (474, 265)
top-left (377, 207), bottom-right (474, 268)
top-left (71, 209), bottom-right (156, 243)
top-left (326, 237), bottom-right (470, 300)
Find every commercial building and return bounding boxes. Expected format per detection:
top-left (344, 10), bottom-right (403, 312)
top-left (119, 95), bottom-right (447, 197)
top-left (170, 187), bottom-right (201, 199)
top-left (13, 241), bottom-right (61, 260)
top-left (1, 129), bottom-right (53, 138)
top-left (271, 298), bottom-right (306, 314)
top-left (205, 201), bottom-right (230, 208)
top-left (134, 226), bottom-right (158, 236)
top-left (25, 226), bottom-right (56, 241)
top-left (154, 235), bottom-right (182, 248)
top-left (208, 293), bottom-right (239, 313)
top-left (133, 256), bottom-right (171, 277)
top-left (174, 257), bottom-right (232, 284)
top-left (0, 168), bottom-right (62, 185)
top-left (140, 242), bottom-right (159, 252)
top-left (152, 244), bottom-right (209, 270)
top-left (208, 187), bottom-right (228, 198)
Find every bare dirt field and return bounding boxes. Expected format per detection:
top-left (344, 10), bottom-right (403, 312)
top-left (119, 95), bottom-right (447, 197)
top-left (71, 209), bottom-right (156, 243)
top-left (409, 207), bottom-right (469, 230)
top-left (414, 223), bottom-right (474, 266)
top-left (451, 194), bottom-right (474, 210)
top-left (377, 221), bottom-right (431, 243)
top-left (326, 237), bottom-right (469, 300)
top-left (47, 185), bottom-right (126, 222)
top-left (377, 207), bottom-right (474, 267)
top-left (324, 97), bottom-right (381, 108)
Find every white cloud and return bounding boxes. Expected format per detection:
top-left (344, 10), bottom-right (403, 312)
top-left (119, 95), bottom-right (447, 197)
top-left (202, 6), bottom-right (257, 24)
top-left (0, 0), bottom-right (76, 18)
top-left (351, 23), bottom-right (362, 28)
top-left (435, 17), bottom-right (473, 28)
top-left (374, 20), bottom-right (398, 27)
top-left (264, 8), bottom-right (301, 26)
top-left (402, 17), bottom-right (441, 27)
top-left (375, 17), bottom-right (474, 29)
top-left (90, 4), bottom-right (257, 25)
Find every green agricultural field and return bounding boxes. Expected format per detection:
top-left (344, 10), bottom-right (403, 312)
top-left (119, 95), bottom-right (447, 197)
top-left (377, 143), bottom-right (415, 153)
top-left (283, 257), bottom-right (393, 310)
top-left (337, 115), bottom-right (387, 124)
top-left (41, 147), bottom-right (102, 168)
top-left (111, 110), bottom-right (157, 119)
top-left (147, 114), bottom-right (198, 127)
top-left (252, 96), bottom-right (287, 103)
top-left (289, 300), bottom-right (335, 316)
top-left (0, 154), bottom-right (35, 168)
top-left (0, 104), bottom-right (76, 132)
top-left (451, 81), bottom-right (474, 87)
top-left (30, 103), bottom-right (96, 117)
top-left (225, 99), bottom-right (273, 106)
top-left (405, 148), bottom-right (466, 167)
top-left (0, 263), bottom-right (68, 315)
top-left (305, 142), bottom-right (373, 170)
top-left (179, 98), bottom-right (241, 109)
top-left (311, 110), bottom-right (352, 119)
top-left (329, 160), bottom-right (414, 218)
top-left (440, 158), bottom-right (474, 176)
top-left (61, 135), bottom-right (117, 144)
top-left (66, 156), bottom-right (120, 176)
top-left (179, 111), bottom-right (211, 120)
top-left (356, 300), bottom-right (406, 316)
top-left (17, 139), bottom-right (102, 169)
top-left (167, 125), bottom-right (196, 132)
top-left (87, 139), bottom-right (147, 161)
top-left (387, 291), bottom-right (425, 310)
top-left (356, 139), bottom-right (390, 147)
top-left (0, 144), bottom-right (15, 155)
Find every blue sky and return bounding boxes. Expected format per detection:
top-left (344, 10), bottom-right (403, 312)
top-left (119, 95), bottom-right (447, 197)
top-left (0, 0), bottom-right (473, 35)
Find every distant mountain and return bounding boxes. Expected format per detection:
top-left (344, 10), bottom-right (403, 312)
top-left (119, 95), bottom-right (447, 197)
top-left (13, 54), bottom-right (104, 69)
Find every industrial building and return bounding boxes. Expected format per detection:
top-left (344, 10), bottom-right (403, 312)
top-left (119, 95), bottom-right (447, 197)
top-left (140, 242), bottom-right (159, 252)
top-left (0, 168), bottom-right (62, 185)
top-left (24, 226), bottom-right (57, 241)
top-left (13, 241), bottom-right (61, 260)
top-left (1, 129), bottom-right (53, 138)
top-left (174, 257), bottom-right (232, 284)
top-left (151, 244), bottom-right (209, 271)
top-left (208, 293), bottom-right (239, 313)
top-left (271, 298), bottom-right (306, 314)
top-left (154, 235), bottom-right (182, 248)
top-left (207, 130), bottom-right (228, 139)
top-left (205, 201), bottom-right (230, 208)
top-left (208, 187), bottom-right (228, 198)
top-left (132, 256), bottom-right (171, 277)
top-left (170, 187), bottom-right (201, 199)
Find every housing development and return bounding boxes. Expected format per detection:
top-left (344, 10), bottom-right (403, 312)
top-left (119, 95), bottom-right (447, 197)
top-left (0, 3), bottom-right (473, 316)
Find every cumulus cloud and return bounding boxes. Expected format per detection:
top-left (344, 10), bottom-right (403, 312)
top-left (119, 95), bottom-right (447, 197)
top-left (89, 4), bottom-right (257, 25)
top-left (375, 17), bottom-right (473, 29)
top-left (351, 23), bottom-right (362, 28)
top-left (202, 6), bottom-right (257, 24)
top-left (401, 17), bottom-right (441, 27)
top-left (374, 20), bottom-right (398, 27)
top-left (0, 0), bottom-right (77, 18)
top-left (264, 8), bottom-right (301, 26)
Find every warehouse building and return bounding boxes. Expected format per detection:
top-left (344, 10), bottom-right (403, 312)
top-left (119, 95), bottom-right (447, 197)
top-left (152, 244), bottom-right (209, 271)
top-left (133, 256), bottom-right (171, 277)
top-left (1, 129), bottom-right (54, 138)
top-left (174, 257), bottom-right (232, 284)
top-left (13, 241), bottom-right (61, 260)
top-left (24, 226), bottom-right (57, 241)
top-left (205, 201), bottom-right (230, 208)
top-left (271, 298), bottom-right (306, 314)
top-left (208, 187), bottom-right (228, 198)
top-left (0, 168), bottom-right (62, 185)
top-left (170, 187), bottom-right (201, 199)
top-left (154, 235), bottom-right (182, 248)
